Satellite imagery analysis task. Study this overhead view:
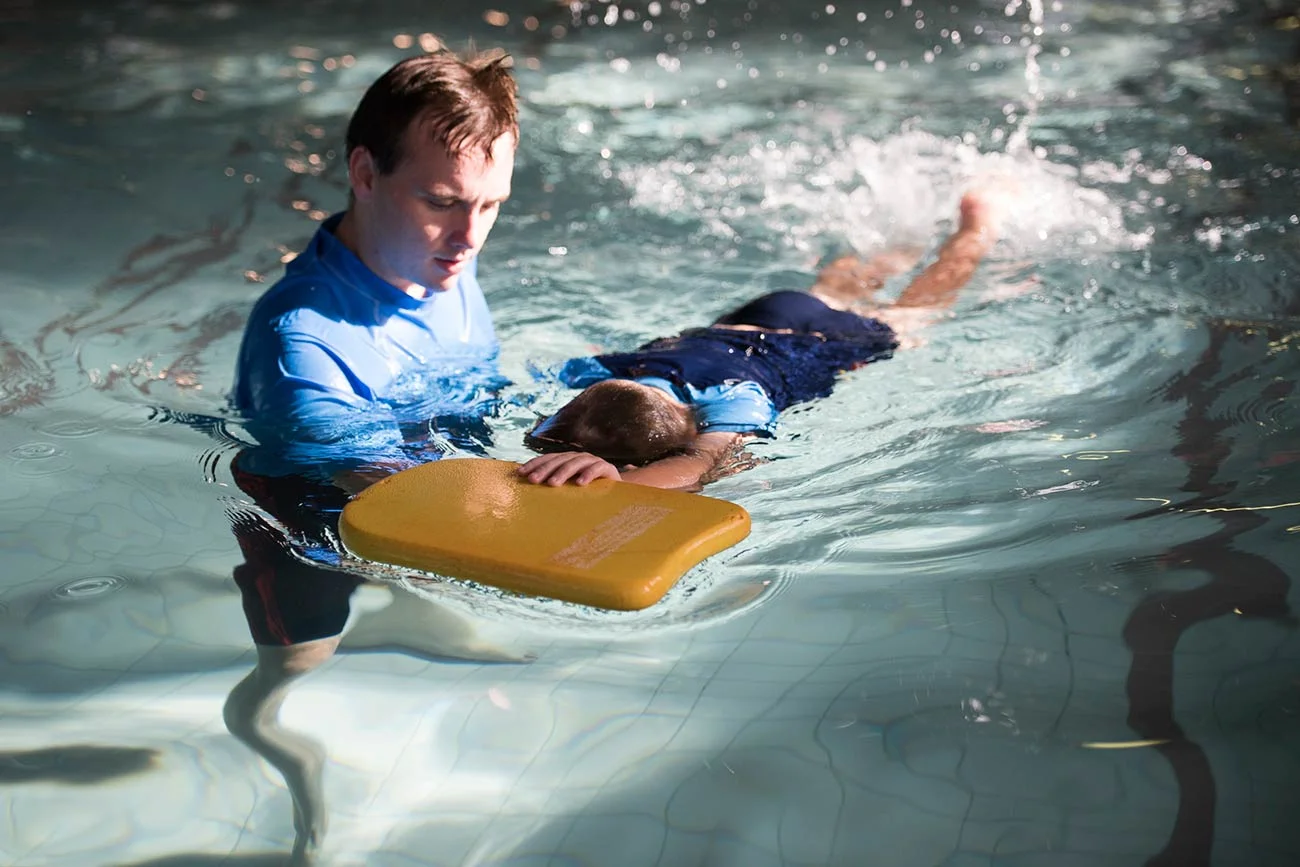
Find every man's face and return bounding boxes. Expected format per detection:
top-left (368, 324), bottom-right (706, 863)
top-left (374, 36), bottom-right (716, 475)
top-left (349, 123), bottom-right (515, 294)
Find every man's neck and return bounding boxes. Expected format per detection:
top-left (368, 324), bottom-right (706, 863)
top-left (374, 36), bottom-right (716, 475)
top-left (331, 210), bottom-right (362, 260)
top-left (331, 210), bottom-right (435, 299)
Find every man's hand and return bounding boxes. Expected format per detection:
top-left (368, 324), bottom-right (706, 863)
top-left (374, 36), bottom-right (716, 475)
top-left (517, 452), bottom-right (622, 486)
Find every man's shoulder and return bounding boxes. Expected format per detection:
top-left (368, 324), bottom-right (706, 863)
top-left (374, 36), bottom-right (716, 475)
top-left (248, 265), bottom-right (348, 331)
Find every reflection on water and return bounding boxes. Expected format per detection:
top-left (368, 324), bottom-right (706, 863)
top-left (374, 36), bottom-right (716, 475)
top-left (0, 0), bottom-right (1297, 865)
top-left (1122, 318), bottom-right (1296, 867)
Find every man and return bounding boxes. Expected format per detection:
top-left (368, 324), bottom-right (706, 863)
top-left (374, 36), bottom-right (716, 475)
top-left (222, 50), bottom-right (522, 859)
top-left (233, 48), bottom-right (518, 489)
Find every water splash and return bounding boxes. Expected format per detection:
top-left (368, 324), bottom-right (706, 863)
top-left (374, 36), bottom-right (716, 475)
top-left (1003, 0), bottom-right (1046, 156)
top-left (620, 128), bottom-right (1145, 261)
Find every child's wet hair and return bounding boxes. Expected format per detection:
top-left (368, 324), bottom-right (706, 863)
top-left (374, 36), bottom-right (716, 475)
top-left (526, 380), bottom-right (698, 466)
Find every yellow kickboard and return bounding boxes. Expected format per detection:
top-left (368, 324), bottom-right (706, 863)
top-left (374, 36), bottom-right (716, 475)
top-left (339, 458), bottom-right (751, 611)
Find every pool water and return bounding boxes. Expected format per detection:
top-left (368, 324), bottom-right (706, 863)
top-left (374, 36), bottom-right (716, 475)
top-left (2, 1), bottom-right (1298, 865)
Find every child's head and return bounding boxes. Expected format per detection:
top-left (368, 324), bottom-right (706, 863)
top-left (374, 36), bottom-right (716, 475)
top-left (526, 379), bottom-right (697, 466)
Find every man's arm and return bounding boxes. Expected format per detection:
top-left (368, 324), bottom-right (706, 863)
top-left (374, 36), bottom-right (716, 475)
top-left (241, 330), bottom-right (415, 490)
top-left (517, 431), bottom-right (746, 492)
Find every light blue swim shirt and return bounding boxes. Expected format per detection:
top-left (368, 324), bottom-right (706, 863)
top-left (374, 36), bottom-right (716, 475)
top-left (556, 357), bottom-right (779, 436)
top-left (231, 214), bottom-right (503, 480)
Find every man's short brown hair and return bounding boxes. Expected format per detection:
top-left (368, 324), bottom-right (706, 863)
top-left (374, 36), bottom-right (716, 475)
top-left (526, 380), bottom-right (698, 467)
top-left (346, 49), bottom-right (519, 173)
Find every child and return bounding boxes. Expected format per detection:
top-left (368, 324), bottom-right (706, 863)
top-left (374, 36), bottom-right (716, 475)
top-left (518, 190), bottom-right (1003, 491)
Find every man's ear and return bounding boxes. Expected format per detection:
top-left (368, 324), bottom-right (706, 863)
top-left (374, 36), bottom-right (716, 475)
top-left (348, 146), bottom-right (378, 200)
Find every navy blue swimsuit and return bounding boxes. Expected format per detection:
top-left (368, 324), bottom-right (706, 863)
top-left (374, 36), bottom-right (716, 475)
top-left (594, 291), bottom-right (898, 413)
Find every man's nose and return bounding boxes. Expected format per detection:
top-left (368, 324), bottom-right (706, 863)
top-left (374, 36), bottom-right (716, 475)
top-left (450, 205), bottom-right (489, 250)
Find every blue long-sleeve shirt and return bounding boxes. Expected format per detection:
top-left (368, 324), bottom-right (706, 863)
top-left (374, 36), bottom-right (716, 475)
top-left (232, 213), bottom-right (502, 478)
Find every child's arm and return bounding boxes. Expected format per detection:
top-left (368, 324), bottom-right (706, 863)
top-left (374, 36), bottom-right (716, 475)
top-left (620, 432), bottom-right (746, 491)
top-left (517, 431), bottom-right (746, 492)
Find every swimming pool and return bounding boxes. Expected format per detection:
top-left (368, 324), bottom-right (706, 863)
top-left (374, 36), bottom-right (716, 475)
top-left (2, 0), bottom-right (1297, 864)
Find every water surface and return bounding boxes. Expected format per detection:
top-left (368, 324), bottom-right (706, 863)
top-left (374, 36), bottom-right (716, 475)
top-left (1, 1), bottom-right (1298, 865)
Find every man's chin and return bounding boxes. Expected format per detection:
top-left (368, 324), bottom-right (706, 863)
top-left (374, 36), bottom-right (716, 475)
top-left (395, 276), bottom-right (454, 298)
top-left (428, 261), bottom-right (467, 291)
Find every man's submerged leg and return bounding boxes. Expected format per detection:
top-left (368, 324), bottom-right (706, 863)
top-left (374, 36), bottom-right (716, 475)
top-left (224, 639), bottom-right (336, 862)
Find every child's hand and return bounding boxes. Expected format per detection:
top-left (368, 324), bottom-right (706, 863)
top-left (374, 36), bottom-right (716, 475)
top-left (517, 452), bottom-right (621, 486)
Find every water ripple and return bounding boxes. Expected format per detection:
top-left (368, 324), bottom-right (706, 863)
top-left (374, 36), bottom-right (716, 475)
top-left (51, 575), bottom-right (128, 600)
top-left (198, 447), bottom-right (223, 483)
top-left (6, 441), bottom-right (75, 477)
top-left (1218, 381), bottom-right (1294, 429)
top-left (8, 442), bottom-right (63, 461)
top-left (35, 417), bottom-right (102, 438)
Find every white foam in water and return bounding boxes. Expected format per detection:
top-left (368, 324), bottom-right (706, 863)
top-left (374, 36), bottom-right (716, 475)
top-left (620, 128), bottom-right (1148, 260)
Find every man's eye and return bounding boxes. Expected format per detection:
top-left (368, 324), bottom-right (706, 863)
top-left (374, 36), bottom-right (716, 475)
top-left (426, 199), bottom-right (455, 210)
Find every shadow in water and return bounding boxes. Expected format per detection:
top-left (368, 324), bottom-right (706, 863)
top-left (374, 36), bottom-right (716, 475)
top-left (1122, 320), bottom-right (1296, 867)
top-left (0, 566), bottom-right (263, 696)
top-left (0, 744), bottom-right (159, 785)
top-left (113, 855), bottom-right (297, 867)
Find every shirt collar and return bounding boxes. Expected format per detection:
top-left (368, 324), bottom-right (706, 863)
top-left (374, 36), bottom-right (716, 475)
top-left (308, 212), bottom-right (453, 311)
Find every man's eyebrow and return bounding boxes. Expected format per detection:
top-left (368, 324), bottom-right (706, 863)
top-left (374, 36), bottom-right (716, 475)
top-left (420, 188), bottom-right (511, 203)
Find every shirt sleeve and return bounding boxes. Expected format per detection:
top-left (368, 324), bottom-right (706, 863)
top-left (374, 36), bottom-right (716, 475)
top-left (688, 380), bottom-right (778, 436)
top-left (557, 357), bottom-right (614, 388)
top-left (264, 332), bottom-right (392, 435)
top-left (240, 329), bottom-right (410, 479)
